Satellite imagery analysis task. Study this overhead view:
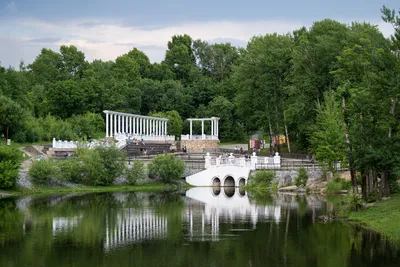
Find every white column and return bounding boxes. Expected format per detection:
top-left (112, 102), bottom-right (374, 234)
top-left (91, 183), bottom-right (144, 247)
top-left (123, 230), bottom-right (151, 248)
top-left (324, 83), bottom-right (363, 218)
top-left (165, 121), bottom-right (168, 136)
top-left (122, 116), bottom-right (125, 134)
top-left (132, 117), bottom-right (136, 134)
top-left (150, 119), bottom-right (153, 135)
top-left (118, 115), bottom-right (121, 134)
top-left (211, 119), bottom-right (214, 137)
top-left (189, 120), bottom-right (193, 139)
top-left (216, 119), bottom-right (219, 137)
top-left (128, 117), bottom-right (131, 134)
top-left (201, 119), bottom-right (204, 139)
top-left (114, 114), bottom-right (117, 136)
top-left (156, 121), bottom-right (159, 136)
top-left (106, 112), bottom-right (109, 137)
top-left (146, 119), bottom-right (149, 136)
top-left (161, 121), bottom-right (164, 136)
top-left (110, 113), bottom-right (113, 137)
top-left (139, 118), bottom-right (142, 136)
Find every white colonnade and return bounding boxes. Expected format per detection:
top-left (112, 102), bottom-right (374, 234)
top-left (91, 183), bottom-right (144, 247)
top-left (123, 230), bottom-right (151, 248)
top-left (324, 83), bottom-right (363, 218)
top-left (104, 110), bottom-right (168, 138)
top-left (185, 117), bottom-right (220, 140)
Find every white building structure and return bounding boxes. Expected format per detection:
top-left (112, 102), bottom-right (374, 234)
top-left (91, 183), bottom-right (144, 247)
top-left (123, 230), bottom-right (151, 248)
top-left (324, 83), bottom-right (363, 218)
top-left (186, 153), bottom-right (281, 187)
top-left (181, 117), bottom-right (220, 140)
top-left (103, 110), bottom-right (174, 141)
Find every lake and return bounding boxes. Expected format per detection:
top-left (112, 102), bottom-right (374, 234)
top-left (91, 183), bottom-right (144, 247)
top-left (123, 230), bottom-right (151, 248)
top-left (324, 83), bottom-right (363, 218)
top-left (0, 188), bottom-right (399, 267)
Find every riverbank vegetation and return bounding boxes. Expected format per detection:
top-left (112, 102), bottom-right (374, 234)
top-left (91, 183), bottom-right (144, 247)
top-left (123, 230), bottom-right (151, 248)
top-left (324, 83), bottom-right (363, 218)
top-left (348, 194), bottom-right (400, 239)
top-left (0, 146), bottom-right (22, 189)
top-left (245, 170), bottom-right (277, 193)
top-left (27, 147), bottom-right (185, 190)
top-left (1, 6), bottom-right (400, 201)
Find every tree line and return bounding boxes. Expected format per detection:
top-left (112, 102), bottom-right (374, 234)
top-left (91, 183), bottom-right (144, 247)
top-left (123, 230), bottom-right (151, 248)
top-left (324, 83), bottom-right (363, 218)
top-left (1, 6), bottom-right (399, 199)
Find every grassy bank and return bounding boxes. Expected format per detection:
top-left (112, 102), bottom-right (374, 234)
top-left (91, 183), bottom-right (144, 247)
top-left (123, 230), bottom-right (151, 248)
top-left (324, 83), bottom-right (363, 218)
top-left (0, 182), bottom-right (190, 197)
top-left (349, 194), bottom-right (400, 240)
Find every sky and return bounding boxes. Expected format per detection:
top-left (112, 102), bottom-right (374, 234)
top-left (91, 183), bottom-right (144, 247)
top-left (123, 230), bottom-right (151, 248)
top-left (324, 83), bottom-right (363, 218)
top-left (0, 0), bottom-right (398, 68)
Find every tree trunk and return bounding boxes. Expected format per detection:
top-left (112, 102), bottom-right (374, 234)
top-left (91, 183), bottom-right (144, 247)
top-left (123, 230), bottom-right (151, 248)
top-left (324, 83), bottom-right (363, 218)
top-left (283, 110), bottom-right (291, 153)
top-left (268, 120), bottom-right (273, 153)
top-left (341, 95), bottom-right (357, 193)
top-left (361, 171), bottom-right (367, 201)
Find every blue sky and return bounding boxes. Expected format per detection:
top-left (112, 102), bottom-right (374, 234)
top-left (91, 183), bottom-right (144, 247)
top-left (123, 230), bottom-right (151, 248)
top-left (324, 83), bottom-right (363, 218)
top-left (0, 0), bottom-right (397, 68)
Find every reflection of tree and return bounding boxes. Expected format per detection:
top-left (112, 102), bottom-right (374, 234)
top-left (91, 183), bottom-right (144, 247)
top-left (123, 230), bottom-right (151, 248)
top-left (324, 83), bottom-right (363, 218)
top-left (1, 192), bottom-right (400, 266)
top-left (0, 198), bottom-right (24, 244)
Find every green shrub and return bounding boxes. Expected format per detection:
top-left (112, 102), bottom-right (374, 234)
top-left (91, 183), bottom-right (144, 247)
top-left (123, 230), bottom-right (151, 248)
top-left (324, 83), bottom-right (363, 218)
top-left (0, 146), bottom-right (23, 189)
top-left (338, 194), bottom-right (364, 214)
top-left (78, 146), bottom-right (126, 185)
top-left (148, 154), bottom-right (185, 183)
top-left (29, 159), bottom-right (57, 185)
top-left (56, 158), bottom-right (83, 183)
top-left (0, 161), bottom-right (20, 189)
top-left (253, 170), bottom-right (275, 184)
top-left (326, 180), bottom-right (342, 192)
top-left (0, 146), bottom-right (23, 164)
top-left (326, 176), bottom-right (351, 193)
top-left (247, 171), bottom-right (275, 191)
top-left (295, 167), bottom-right (308, 187)
top-left (125, 161), bottom-right (147, 185)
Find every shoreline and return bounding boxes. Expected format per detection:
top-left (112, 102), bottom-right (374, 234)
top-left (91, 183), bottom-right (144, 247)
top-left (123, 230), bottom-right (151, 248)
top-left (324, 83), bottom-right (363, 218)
top-left (348, 194), bottom-right (400, 240)
top-left (0, 182), bottom-right (191, 197)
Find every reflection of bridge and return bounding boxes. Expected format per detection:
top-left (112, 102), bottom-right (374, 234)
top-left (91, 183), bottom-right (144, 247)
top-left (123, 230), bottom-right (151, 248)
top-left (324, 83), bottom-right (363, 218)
top-left (185, 153), bottom-right (281, 186)
top-left (184, 188), bottom-right (282, 241)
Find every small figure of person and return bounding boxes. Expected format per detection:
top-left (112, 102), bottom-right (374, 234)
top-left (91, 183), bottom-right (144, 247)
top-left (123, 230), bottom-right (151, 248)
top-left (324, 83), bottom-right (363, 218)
top-left (311, 156), bottom-right (316, 167)
top-left (235, 146), bottom-right (238, 153)
top-left (240, 147), bottom-right (243, 154)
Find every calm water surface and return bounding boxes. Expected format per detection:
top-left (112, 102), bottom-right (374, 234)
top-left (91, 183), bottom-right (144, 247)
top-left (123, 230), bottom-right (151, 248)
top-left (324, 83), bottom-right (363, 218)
top-left (0, 188), bottom-right (399, 267)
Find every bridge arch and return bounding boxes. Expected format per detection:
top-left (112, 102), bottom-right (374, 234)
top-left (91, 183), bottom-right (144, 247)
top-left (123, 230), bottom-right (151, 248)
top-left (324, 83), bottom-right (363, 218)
top-left (212, 177), bottom-right (221, 187)
top-left (223, 187), bottom-right (235, 198)
top-left (238, 177), bottom-right (246, 187)
top-left (223, 176), bottom-right (235, 187)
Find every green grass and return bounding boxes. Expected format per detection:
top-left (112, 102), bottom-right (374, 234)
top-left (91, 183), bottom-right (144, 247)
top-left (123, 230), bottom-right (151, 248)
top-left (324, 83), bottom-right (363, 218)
top-left (349, 194), bottom-right (400, 240)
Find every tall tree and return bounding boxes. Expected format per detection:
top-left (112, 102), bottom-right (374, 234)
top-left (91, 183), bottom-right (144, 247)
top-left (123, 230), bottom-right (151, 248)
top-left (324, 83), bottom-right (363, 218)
top-left (234, 33), bottom-right (293, 148)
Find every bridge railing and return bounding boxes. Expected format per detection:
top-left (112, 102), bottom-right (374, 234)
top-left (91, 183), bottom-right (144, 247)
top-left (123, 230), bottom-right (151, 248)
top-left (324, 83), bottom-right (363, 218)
top-left (204, 152), bottom-right (281, 170)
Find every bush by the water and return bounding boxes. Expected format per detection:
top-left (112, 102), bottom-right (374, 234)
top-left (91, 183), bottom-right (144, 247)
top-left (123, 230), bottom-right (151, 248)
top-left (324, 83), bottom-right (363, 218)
top-left (326, 176), bottom-right (352, 193)
top-left (78, 146), bottom-right (126, 185)
top-left (148, 154), bottom-right (185, 183)
top-left (0, 146), bottom-right (23, 189)
top-left (56, 158), bottom-right (83, 183)
top-left (247, 170), bottom-right (275, 191)
top-left (29, 159), bottom-right (57, 185)
top-left (28, 146), bottom-right (126, 186)
top-left (125, 161), bottom-right (147, 185)
top-left (295, 167), bottom-right (308, 187)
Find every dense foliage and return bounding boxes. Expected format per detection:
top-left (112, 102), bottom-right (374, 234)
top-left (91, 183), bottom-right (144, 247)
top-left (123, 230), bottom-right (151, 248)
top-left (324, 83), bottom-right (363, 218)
top-left (1, 5), bottom-right (400, 199)
top-left (29, 159), bottom-right (56, 185)
top-left (29, 146), bottom-right (126, 186)
top-left (0, 146), bottom-right (23, 189)
top-left (295, 168), bottom-right (308, 187)
top-left (148, 154), bottom-right (185, 183)
top-left (125, 161), bottom-right (147, 185)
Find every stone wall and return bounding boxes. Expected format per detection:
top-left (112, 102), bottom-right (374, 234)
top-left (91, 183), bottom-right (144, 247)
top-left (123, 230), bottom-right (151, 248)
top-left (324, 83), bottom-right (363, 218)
top-left (180, 140), bottom-right (220, 153)
top-left (251, 169), bottom-right (325, 191)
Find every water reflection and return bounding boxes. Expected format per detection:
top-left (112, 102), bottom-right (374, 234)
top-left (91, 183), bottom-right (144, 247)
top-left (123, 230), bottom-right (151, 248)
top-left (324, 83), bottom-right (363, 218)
top-left (0, 191), bottom-right (399, 267)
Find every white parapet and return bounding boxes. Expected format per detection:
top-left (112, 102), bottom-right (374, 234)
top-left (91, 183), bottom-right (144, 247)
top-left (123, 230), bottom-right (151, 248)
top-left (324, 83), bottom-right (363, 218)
top-left (181, 134), bottom-right (219, 140)
top-left (52, 138), bottom-right (112, 149)
top-left (52, 138), bottom-right (78, 149)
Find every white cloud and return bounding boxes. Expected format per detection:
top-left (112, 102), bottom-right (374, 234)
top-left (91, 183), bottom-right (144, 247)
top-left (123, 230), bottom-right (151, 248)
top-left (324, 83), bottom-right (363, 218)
top-left (0, 18), bottom-right (305, 67)
top-left (0, 17), bottom-right (395, 68)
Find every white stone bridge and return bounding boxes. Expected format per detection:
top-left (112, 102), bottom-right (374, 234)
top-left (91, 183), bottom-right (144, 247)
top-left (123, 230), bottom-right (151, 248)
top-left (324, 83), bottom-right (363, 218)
top-left (185, 152), bottom-right (281, 187)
